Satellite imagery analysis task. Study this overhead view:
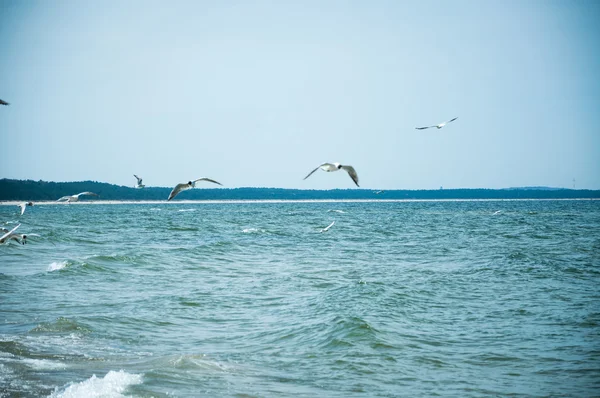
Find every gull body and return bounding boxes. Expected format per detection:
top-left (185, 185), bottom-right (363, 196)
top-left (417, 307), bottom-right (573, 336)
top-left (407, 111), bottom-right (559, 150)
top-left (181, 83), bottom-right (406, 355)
top-left (303, 162), bottom-right (359, 187)
top-left (57, 192), bottom-right (99, 203)
top-left (168, 178), bottom-right (223, 201)
top-left (18, 202), bottom-right (33, 215)
top-left (134, 174), bottom-right (145, 189)
top-left (416, 117), bottom-right (458, 130)
top-left (0, 99), bottom-right (9, 106)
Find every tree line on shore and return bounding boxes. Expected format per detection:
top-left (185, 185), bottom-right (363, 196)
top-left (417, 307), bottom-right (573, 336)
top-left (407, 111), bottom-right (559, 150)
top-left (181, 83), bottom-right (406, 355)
top-left (1, 178), bottom-right (598, 201)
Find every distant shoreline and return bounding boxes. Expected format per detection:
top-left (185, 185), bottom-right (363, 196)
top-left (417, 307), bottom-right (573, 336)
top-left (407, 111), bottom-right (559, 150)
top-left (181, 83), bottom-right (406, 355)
top-left (2, 179), bottom-right (599, 201)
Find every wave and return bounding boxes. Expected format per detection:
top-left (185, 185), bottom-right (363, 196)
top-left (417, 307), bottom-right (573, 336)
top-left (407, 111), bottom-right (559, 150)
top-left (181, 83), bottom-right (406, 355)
top-left (29, 317), bottom-right (91, 335)
top-left (48, 370), bottom-right (143, 398)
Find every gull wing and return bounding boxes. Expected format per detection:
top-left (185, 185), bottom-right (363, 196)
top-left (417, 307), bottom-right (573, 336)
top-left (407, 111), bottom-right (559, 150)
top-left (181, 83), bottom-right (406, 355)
top-left (76, 192), bottom-right (98, 197)
top-left (134, 174), bottom-right (143, 184)
top-left (446, 117), bottom-right (458, 124)
top-left (320, 221), bottom-right (335, 233)
top-left (168, 183), bottom-right (189, 201)
top-left (341, 165), bottom-right (360, 187)
top-left (57, 196), bottom-right (70, 202)
top-left (192, 178), bottom-right (222, 187)
top-left (415, 125), bottom-right (434, 130)
top-left (303, 163), bottom-right (333, 180)
top-left (0, 224), bottom-right (20, 243)
top-left (0, 99), bottom-right (8, 106)
top-left (18, 203), bottom-right (26, 215)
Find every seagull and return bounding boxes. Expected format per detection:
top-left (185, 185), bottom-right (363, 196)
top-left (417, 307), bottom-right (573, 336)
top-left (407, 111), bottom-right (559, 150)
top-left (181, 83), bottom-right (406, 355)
top-left (57, 192), bottom-right (99, 203)
top-left (167, 178), bottom-right (223, 201)
top-left (0, 99), bottom-right (8, 106)
top-left (134, 174), bottom-right (145, 189)
top-left (320, 221), bottom-right (335, 233)
top-left (303, 162), bottom-right (359, 187)
top-left (18, 202), bottom-right (33, 215)
top-left (416, 117), bottom-right (458, 130)
top-left (0, 224), bottom-right (24, 244)
top-left (373, 191), bottom-right (384, 195)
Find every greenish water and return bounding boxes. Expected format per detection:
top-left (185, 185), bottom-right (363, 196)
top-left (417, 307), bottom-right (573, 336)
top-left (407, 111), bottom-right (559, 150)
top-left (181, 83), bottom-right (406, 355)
top-left (1, 200), bottom-right (599, 397)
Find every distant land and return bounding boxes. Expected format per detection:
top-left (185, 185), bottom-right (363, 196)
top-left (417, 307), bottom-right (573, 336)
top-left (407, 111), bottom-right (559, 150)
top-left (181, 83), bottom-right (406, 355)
top-left (1, 179), bottom-right (599, 201)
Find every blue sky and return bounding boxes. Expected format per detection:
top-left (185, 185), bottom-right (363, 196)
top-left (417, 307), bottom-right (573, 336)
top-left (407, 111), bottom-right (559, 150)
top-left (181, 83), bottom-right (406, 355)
top-left (1, 0), bottom-right (598, 190)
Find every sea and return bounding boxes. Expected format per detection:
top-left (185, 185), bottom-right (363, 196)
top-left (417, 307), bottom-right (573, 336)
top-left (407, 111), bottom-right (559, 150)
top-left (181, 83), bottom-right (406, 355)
top-left (0, 199), bottom-right (598, 397)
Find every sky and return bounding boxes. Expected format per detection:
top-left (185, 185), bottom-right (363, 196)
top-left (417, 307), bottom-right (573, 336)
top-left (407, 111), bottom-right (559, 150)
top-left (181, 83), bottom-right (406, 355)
top-left (1, 0), bottom-right (599, 190)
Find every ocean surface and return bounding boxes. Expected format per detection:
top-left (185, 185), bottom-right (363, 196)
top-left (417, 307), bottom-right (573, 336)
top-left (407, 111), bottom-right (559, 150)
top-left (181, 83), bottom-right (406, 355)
top-left (0, 199), bottom-right (599, 397)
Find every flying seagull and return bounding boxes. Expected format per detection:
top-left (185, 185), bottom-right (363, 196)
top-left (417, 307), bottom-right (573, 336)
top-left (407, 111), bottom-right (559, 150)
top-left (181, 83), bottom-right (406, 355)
top-left (0, 224), bottom-right (23, 244)
top-left (18, 202), bottom-right (33, 215)
top-left (303, 162), bottom-right (359, 187)
top-left (0, 99), bottom-right (8, 106)
top-left (416, 117), bottom-right (458, 130)
top-left (134, 174), bottom-right (145, 189)
top-left (167, 178), bottom-right (223, 201)
top-left (57, 192), bottom-right (99, 203)
top-left (320, 221), bottom-right (335, 233)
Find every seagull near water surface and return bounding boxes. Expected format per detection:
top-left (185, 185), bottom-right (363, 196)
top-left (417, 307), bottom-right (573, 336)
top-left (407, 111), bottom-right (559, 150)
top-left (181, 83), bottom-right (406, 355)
top-left (168, 178), bottom-right (223, 201)
top-left (134, 175), bottom-right (145, 189)
top-left (303, 163), bottom-right (360, 187)
top-left (18, 202), bottom-right (33, 215)
top-left (0, 224), bottom-right (25, 244)
top-left (416, 117), bottom-right (458, 130)
top-left (320, 221), bottom-right (335, 233)
top-left (57, 192), bottom-right (99, 203)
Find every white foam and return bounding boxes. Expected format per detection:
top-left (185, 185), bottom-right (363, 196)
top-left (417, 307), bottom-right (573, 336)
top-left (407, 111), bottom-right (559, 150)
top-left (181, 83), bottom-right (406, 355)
top-left (327, 209), bottom-right (346, 213)
top-left (23, 358), bottom-right (67, 370)
top-left (49, 370), bottom-right (142, 398)
top-left (177, 209), bottom-right (196, 212)
top-left (242, 228), bottom-right (266, 233)
top-left (48, 261), bottom-right (68, 272)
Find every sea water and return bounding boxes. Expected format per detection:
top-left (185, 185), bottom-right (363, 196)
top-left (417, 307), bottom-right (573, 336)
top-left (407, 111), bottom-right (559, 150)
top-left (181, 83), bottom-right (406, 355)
top-left (0, 199), bottom-right (599, 397)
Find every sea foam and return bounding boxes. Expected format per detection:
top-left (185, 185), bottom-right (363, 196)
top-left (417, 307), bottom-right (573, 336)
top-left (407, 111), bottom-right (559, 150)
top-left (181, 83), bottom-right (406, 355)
top-left (48, 261), bottom-right (69, 272)
top-left (48, 370), bottom-right (142, 398)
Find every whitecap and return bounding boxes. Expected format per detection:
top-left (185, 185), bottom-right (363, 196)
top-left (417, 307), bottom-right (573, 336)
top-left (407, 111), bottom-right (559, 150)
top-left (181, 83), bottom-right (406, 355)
top-left (177, 209), bottom-right (196, 212)
top-left (48, 261), bottom-right (68, 272)
top-left (327, 209), bottom-right (346, 213)
top-left (22, 358), bottom-right (67, 370)
top-left (48, 370), bottom-right (142, 398)
top-left (242, 228), bottom-right (266, 233)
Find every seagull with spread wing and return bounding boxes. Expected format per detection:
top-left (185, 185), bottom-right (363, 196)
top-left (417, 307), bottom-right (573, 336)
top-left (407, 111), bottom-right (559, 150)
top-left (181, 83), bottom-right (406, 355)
top-left (167, 178), bottom-right (223, 201)
top-left (17, 202), bottom-right (33, 215)
top-left (134, 174), bottom-right (145, 189)
top-left (0, 224), bottom-right (22, 244)
top-left (416, 117), bottom-right (458, 130)
top-left (57, 192), bottom-right (99, 203)
top-left (303, 162), bottom-right (359, 187)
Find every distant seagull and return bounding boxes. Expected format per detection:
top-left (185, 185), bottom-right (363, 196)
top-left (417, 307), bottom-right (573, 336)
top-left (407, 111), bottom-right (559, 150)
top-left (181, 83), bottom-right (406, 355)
top-left (492, 210), bottom-right (502, 215)
top-left (134, 174), bottom-right (145, 189)
top-left (167, 178), bottom-right (223, 201)
top-left (373, 190), bottom-right (384, 195)
top-left (57, 192), bottom-right (99, 203)
top-left (320, 221), bottom-right (335, 233)
top-left (18, 202), bottom-right (33, 215)
top-left (0, 99), bottom-right (8, 106)
top-left (0, 224), bottom-right (25, 244)
top-left (416, 117), bottom-right (458, 130)
top-left (303, 162), bottom-right (359, 187)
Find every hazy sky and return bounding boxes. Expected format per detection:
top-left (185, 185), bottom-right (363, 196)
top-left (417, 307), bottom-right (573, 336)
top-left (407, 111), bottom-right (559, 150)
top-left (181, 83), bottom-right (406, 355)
top-left (1, 0), bottom-right (599, 190)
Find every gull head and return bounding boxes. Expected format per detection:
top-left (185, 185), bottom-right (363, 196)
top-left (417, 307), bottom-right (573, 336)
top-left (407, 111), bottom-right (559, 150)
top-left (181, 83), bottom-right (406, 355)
top-left (334, 162), bottom-right (342, 169)
top-left (21, 235), bottom-right (27, 244)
